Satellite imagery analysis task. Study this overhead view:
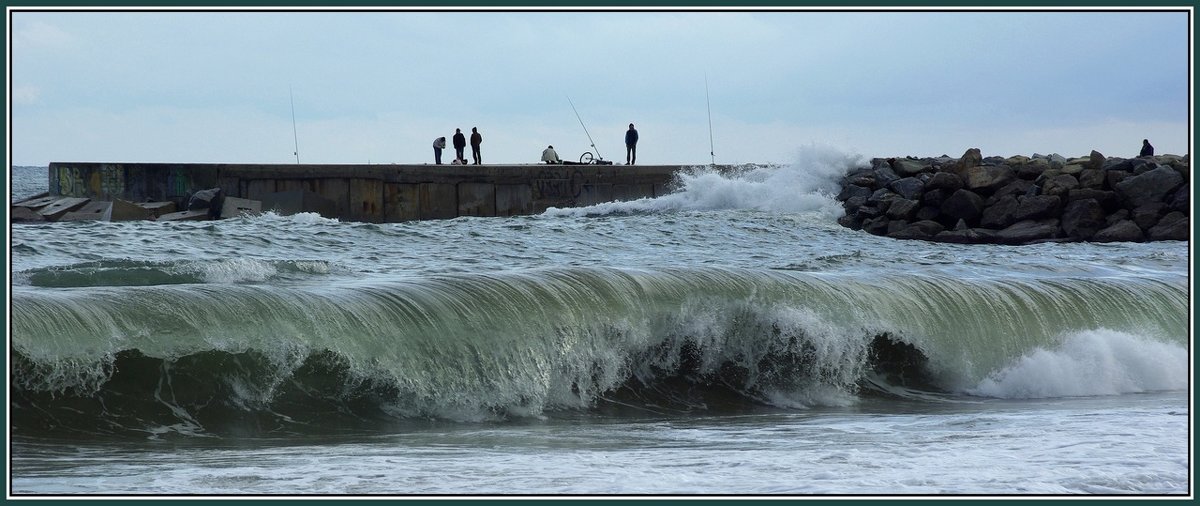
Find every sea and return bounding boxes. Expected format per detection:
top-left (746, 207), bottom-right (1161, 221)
top-left (7, 147), bottom-right (1193, 497)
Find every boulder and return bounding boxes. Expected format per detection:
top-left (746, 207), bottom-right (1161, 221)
top-left (1060, 164), bottom-right (1085, 176)
top-left (1131, 203), bottom-right (1166, 231)
top-left (980, 195), bottom-right (1020, 229)
top-left (11, 207), bottom-right (46, 223)
top-left (873, 164), bottom-right (901, 188)
top-left (941, 189), bottom-right (985, 223)
top-left (887, 220), bottom-right (945, 241)
top-left (1087, 150), bottom-right (1106, 170)
top-left (1078, 169), bottom-right (1106, 189)
top-left (962, 165), bottom-right (1016, 194)
top-left (844, 195), bottom-right (869, 214)
top-left (1066, 189), bottom-right (1118, 211)
top-left (1115, 166), bottom-right (1184, 208)
top-left (1012, 195), bottom-right (1062, 221)
top-left (1061, 199), bottom-right (1106, 239)
top-left (892, 158), bottom-right (930, 177)
top-left (1105, 170), bottom-right (1131, 190)
top-left (187, 188), bottom-right (225, 219)
top-left (994, 219), bottom-right (1061, 245)
top-left (1092, 220), bottom-right (1144, 243)
top-left (1041, 174), bottom-right (1079, 197)
top-left (922, 188), bottom-right (951, 208)
top-left (915, 206), bottom-right (940, 222)
top-left (862, 216), bottom-right (889, 235)
top-left (990, 180), bottom-right (1037, 203)
top-left (1147, 212), bottom-right (1189, 241)
top-left (1166, 184), bottom-right (1188, 214)
top-left (925, 172), bottom-right (964, 193)
top-left (889, 177), bottom-right (926, 201)
top-left (1106, 209), bottom-right (1130, 227)
top-left (958, 148), bottom-right (983, 173)
top-left (886, 198), bottom-right (920, 220)
top-left (837, 214), bottom-right (863, 230)
top-left (1016, 158), bottom-right (1051, 180)
top-left (933, 227), bottom-right (997, 244)
top-left (837, 184), bottom-right (873, 202)
top-left (886, 220), bottom-right (910, 236)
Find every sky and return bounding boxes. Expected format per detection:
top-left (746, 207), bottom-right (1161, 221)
top-left (8, 8), bottom-right (1192, 167)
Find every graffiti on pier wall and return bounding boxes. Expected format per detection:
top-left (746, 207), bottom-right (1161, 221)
top-left (54, 166), bottom-right (85, 197)
top-left (99, 164), bottom-right (125, 198)
top-left (167, 167), bottom-right (189, 198)
top-left (533, 168), bottom-right (585, 200)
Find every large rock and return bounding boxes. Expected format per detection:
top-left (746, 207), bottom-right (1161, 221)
top-left (1016, 157), bottom-right (1050, 180)
top-left (1166, 184), bottom-right (1189, 214)
top-left (933, 227), bottom-right (997, 244)
top-left (1148, 212), bottom-right (1189, 241)
top-left (1041, 174), bottom-right (1080, 197)
top-left (925, 172), bottom-right (963, 193)
top-left (1131, 203), bottom-right (1166, 231)
top-left (887, 220), bottom-right (945, 240)
top-left (941, 189), bottom-right (985, 223)
top-left (187, 188), bottom-right (225, 219)
top-left (1105, 170), bottom-right (1131, 190)
top-left (1087, 150), bottom-right (1106, 171)
top-left (1012, 195), bottom-right (1062, 221)
top-left (1115, 166), bottom-right (1183, 208)
top-left (892, 158), bottom-right (930, 177)
top-left (980, 195), bottom-right (1019, 229)
top-left (1092, 220), bottom-right (1143, 243)
top-left (958, 148), bottom-right (982, 173)
top-left (888, 177), bottom-right (926, 200)
top-left (990, 180), bottom-right (1036, 202)
top-left (1066, 189), bottom-right (1118, 211)
top-left (962, 165), bottom-right (1016, 194)
top-left (872, 164), bottom-right (901, 188)
top-left (1078, 169), bottom-right (1106, 189)
top-left (886, 198), bottom-right (920, 220)
top-left (1061, 199), bottom-right (1106, 239)
top-left (837, 184), bottom-right (873, 202)
top-left (994, 219), bottom-right (1061, 245)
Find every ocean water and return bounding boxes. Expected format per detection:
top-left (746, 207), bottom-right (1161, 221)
top-left (7, 147), bottom-right (1192, 496)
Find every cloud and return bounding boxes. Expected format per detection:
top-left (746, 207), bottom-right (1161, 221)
top-left (12, 20), bottom-right (74, 50)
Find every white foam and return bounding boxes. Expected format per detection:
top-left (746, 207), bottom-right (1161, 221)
top-left (967, 329), bottom-right (1188, 399)
top-left (191, 258), bottom-right (279, 284)
top-left (543, 143), bottom-right (863, 219)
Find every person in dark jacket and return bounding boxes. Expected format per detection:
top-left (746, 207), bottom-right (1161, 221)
top-left (470, 127), bottom-right (483, 165)
top-left (1140, 139), bottom-right (1154, 157)
top-left (452, 128), bottom-right (467, 164)
top-left (625, 123), bottom-right (638, 165)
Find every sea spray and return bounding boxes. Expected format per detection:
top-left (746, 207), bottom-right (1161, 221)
top-left (544, 144), bottom-right (863, 218)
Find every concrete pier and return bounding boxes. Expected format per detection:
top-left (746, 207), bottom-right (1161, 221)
top-left (45, 162), bottom-right (699, 222)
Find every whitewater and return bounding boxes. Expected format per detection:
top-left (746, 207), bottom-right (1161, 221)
top-left (7, 145), bottom-right (1191, 496)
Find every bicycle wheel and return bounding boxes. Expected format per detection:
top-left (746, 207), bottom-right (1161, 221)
top-left (579, 152), bottom-right (594, 164)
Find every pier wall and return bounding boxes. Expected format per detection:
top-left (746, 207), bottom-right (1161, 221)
top-left (45, 163), bottom-right (692, 222)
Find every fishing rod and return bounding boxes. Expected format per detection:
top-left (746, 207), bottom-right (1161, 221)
top-left (290, 87), bottom-right (301, 164)
top-left (705, 73), bottom-right (715, 165)
top-left (567, 95), bottom-right (603, 161)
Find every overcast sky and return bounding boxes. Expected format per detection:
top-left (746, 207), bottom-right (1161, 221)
top-left (9, 9), bottom-right (1191, 167)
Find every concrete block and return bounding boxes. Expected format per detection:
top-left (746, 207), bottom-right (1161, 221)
top-left (220, 196), bottom-right (263, 219)
top-left (60, 200), bottom-right (113, 221)
top-left (349, 178), bottom-right (384, 223)
top-left (260, 190), bottom-right (336, 218)
top-left (156, 209), bottom-right (210, 221)
top-left (418, 183), bottom-right (458, 220)
top-left (11, 207), bottom-right (46, 222)
top-left (495, 185), bottom-right (533, 217)
top-left (138, 201), bottom-right (177, 218)
top-left (37, 197), bottom-right (90, 221)
top-left (457, 182), bottom-right (496, 217)
top-left (384, 183), bottom-right (419, 222)
top-left (110, 199), bottom-right (154, 221)
top-left (14, 194), bottom-right (56, 209)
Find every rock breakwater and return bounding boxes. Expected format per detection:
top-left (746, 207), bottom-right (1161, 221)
top-left (836, 149), bottom-right (1190, 244)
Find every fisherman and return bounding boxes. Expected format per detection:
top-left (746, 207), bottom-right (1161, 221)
top-left (432, 136), bottom-right (447, 165)
top-left (470, 127), bottom-right (483, 165)
top-left (1140, 139), bottom-right (1154, 157)
top-left (453, 128), bottom-right (467, 164)
top-left (541, 145), bottom-right (561, 164)
top-left (625, 123), bottom-right (638, 165)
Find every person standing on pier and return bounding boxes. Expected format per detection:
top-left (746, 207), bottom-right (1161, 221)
top-left (470, 127), bottom-right (483, 165)
top-left (625, 123), bottom-right (639, 165)
top-left (433, 136), bottom-right (447, 164)
top-left (453, 128), bottom-right (467, 164)
top-left (1140, 139), bottom-right (1154, 157)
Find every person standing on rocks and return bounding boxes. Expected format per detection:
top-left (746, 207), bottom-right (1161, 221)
top-left (470, 127), bottom-right (483, 165)
top-left (625, 123), bottom-right (639, 165)
top-left (453, 128), bottom-right (467, 164)
top-left (1140, 139), bottom-right (1154, 157)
